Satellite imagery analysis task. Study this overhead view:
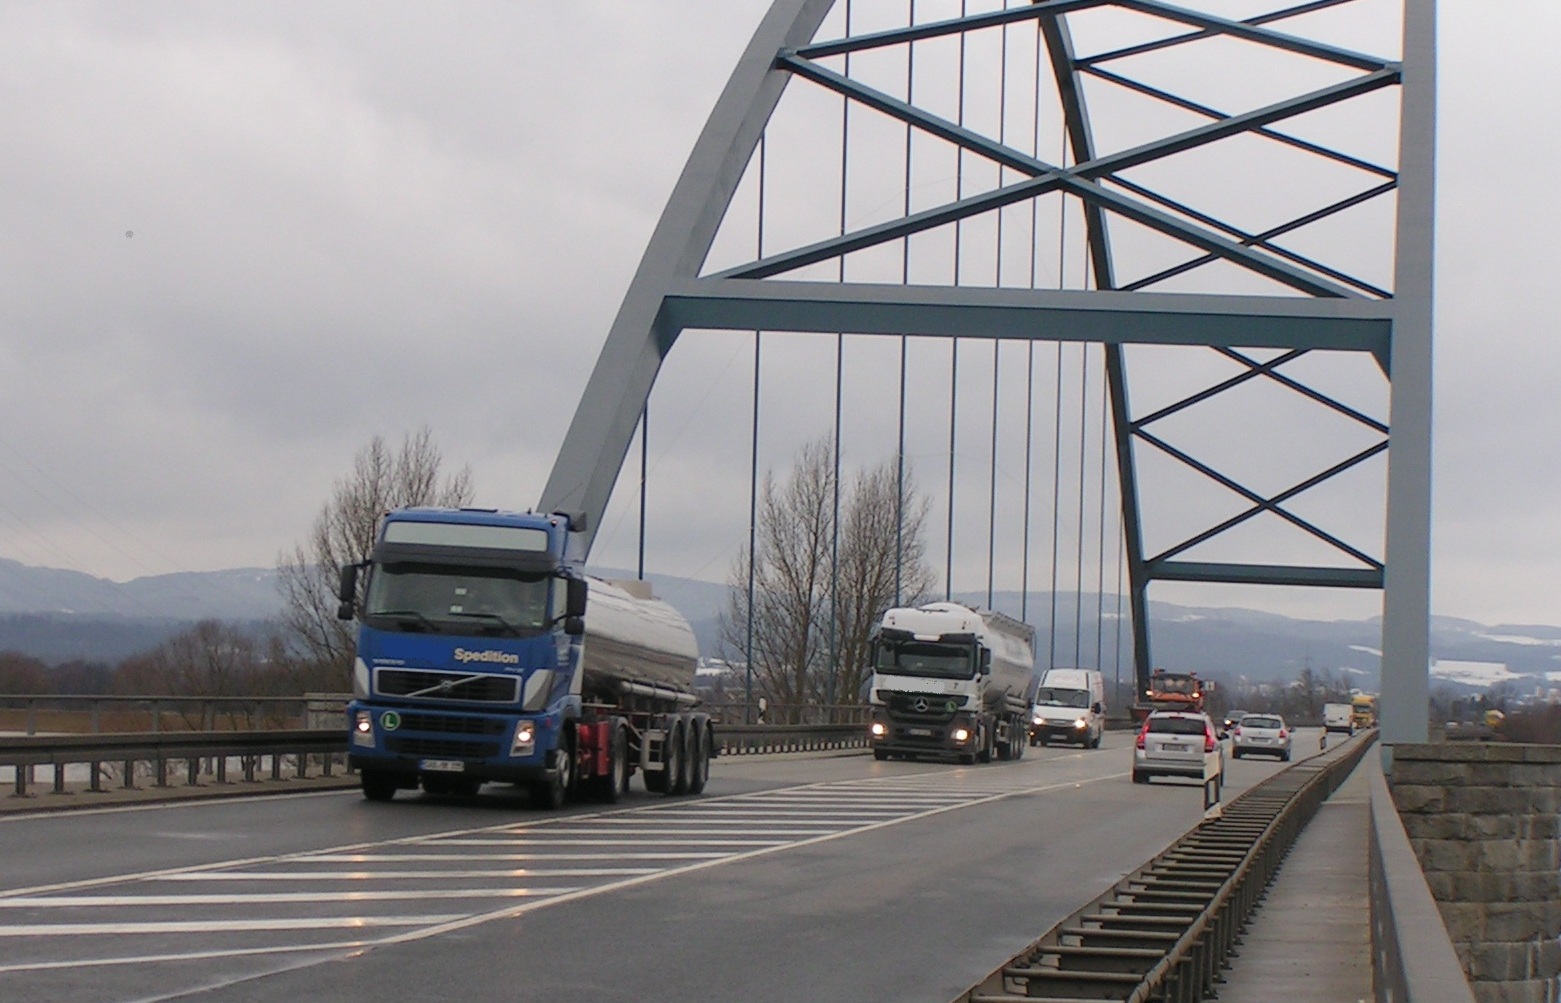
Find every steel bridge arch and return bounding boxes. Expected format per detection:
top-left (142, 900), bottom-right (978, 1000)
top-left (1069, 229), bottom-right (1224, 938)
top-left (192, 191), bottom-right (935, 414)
top-left (540, 0), bottom-right (1435, 744)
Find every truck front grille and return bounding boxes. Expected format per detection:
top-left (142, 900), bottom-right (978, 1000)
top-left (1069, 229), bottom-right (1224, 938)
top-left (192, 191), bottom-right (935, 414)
top-left (883, 692), bottom-right (965, 722)
top-left (376, 668), bottom-right (520, 704)
top-left (386, 736), bottom-right (502, 759)
top-left (398, 713), bottom-right (508, 736)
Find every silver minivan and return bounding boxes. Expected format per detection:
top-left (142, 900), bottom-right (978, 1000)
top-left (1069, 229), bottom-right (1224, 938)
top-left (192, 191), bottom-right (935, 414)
top-left (1132, 710), bottom-right (1222, 783)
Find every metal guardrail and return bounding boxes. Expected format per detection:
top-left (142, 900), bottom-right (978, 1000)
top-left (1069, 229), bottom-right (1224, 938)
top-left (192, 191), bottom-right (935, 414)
top-left (2, 730), bottom-right (348, 798)
top-left (957, 730), bottom-right (1376, 1003)
top-left (716, 723), bottom-right (867, 755)
top-left (0, 694), bottom-right (319, 734)
top-left (2, 722), bottom-right (869, 802)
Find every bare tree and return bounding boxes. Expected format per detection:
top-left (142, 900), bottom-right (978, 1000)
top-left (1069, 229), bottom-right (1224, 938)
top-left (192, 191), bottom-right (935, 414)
top-left (275, 426), bottom-right (473, 682)
top-left (113, 621), bottom-right (271, 727)
top-left (720, 437), bottom-right (936, 722)
top-left (829, 460), bottom-right (936, 712)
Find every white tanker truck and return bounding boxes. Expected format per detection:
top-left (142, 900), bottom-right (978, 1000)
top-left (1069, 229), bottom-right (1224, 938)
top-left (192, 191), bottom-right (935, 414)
top-left (866, 602), bottom-right (1039, 764)
top-left (342, 507), bottom-right (711, 808)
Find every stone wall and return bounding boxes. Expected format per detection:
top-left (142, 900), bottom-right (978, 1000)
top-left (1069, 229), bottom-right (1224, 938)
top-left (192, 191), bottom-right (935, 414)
top-left (1390, 743), bottom-right (1561, 1003)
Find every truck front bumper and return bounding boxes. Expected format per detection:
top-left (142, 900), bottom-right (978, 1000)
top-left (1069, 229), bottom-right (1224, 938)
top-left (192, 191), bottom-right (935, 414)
top-left (868, 711), bottom-right (979, 756)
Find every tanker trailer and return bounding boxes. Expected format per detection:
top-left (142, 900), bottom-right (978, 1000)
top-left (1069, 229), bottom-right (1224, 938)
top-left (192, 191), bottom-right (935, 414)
top-left (342, 506), bottom-right (712, 808)
top-left (866, 602), bottom-right (1039, 764)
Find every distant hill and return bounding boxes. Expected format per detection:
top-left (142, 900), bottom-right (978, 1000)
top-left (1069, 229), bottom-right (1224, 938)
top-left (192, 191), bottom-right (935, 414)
top-left (0, 560), bottom-right (1555, 700)
top-left (0, 558), bottom-right (281, 620)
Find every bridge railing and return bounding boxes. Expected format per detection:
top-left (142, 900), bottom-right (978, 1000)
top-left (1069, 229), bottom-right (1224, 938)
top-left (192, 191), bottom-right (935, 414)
top-left (1, 720), bottom-right (869, 801)
top-left (0, 694), bottom-right (315, 734)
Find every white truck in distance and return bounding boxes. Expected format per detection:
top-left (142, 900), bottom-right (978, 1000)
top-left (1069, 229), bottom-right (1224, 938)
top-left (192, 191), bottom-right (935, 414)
top-left (867, 602), bottom-right (1038, 764)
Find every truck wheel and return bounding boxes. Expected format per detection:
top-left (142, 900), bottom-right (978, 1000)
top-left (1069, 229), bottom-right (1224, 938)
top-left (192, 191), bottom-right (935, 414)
top-left (588, 722), bottom-right (629, 803)
top-left (685, 722), bottom-right (710, 795)
top-left (361, 770), bottom-right (397, 802)
top-left (531, 740), bottom-right (574, 810)
top-left (872, 748), bottom-right (889, 761)
top-left (976, 726), bottom-right (994, 764)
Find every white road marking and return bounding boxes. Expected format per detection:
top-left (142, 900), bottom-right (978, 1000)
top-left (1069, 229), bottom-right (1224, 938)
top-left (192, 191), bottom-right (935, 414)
top-left (0, 888), bottom-right (581, 907)
top-left (159, 868), bottom-right (658, 880)
top-left (0, 915), bottom-right (464, 937)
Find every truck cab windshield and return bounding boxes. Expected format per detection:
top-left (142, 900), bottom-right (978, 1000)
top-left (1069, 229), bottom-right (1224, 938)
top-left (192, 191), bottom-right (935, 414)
top-left (363, 563), bottom-right (553, 637)
top-left (1035, 687), bottom-right (1090, 708)
top-left (874, 640), bottom-right (974, 679)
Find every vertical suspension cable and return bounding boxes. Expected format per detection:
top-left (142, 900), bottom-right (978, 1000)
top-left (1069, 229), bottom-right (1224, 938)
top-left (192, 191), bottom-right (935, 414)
top-left (986, 11), bottom-right (1011, 612)
top-left (1021, 15), bottom-right (1043, 625)
top-left (1074, 343), bottom-right (1089, 668)
top-left (895, 0), bottom-right (916, 607)
top-left (945, 0), bottom-right (969, 603)
top-left (1048, 115), bottom-right (1068, 671)
top-left (637, 403), bottom-right (648, 580)
top-left (828, 0), bottom-right (851, 710)
top-left (1114, 489), bottom-right (1126, 707)
top-left (744, 134), bottom-right (767, 727)
top-left (1096, 349), bottom-right (1110, 668)
top-left (1048, 340), bottom-right (1063, 670)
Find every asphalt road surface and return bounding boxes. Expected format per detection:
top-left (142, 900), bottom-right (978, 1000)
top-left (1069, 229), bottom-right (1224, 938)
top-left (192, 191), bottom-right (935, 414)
top-left (1, 731), bottom-right (1313, 1003)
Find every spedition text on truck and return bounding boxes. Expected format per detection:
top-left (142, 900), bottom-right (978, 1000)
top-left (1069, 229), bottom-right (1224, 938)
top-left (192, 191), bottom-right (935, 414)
top-left (341, 507), bottom-right (713, 808)
top-left (866, 602), bottom-right (1039, 764)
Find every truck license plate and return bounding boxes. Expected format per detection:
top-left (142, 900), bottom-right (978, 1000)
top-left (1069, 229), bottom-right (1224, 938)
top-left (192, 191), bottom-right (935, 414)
top-left (420, 759), bottom-right (466, 773)
top-left (907, 727), bottom-right (933, 737)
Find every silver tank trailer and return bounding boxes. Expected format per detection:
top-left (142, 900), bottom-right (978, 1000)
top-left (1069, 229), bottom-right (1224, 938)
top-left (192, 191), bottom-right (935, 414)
top-left (579, 577), bottom-right (699, 697)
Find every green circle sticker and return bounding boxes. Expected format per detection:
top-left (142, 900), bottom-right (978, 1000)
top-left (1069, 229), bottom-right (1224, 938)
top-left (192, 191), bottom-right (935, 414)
top-left (380, 711), bottom-right (401, 731)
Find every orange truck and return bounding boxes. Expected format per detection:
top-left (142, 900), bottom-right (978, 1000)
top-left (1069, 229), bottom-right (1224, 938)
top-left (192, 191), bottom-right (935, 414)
top-left (1131, 669), bottom-right (1212, 722)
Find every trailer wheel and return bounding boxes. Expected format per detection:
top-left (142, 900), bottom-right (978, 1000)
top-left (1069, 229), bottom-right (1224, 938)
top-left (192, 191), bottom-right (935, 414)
top-left (685, 721), bottom-right (710, 795)
top-left (361, 770), bottom-right (397, 802)
top-left (666, 720), bottom-right (689, 795)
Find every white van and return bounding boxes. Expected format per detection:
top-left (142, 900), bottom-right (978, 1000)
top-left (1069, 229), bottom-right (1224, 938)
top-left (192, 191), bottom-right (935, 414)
top-left (1030, 668), bottom-right (1106, 748)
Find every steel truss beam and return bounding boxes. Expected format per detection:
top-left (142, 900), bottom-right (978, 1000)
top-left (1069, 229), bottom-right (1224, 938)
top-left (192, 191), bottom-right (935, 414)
top-left (541, 0), bottom-right (1433, 741)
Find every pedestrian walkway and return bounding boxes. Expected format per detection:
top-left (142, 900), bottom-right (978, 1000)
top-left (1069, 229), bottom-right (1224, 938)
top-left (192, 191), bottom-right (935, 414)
top-left (1215, 755), bottom-right (1372, 1002)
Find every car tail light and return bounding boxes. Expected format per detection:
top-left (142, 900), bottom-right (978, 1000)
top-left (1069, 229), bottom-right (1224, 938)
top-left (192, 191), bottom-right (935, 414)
top-left (1232, 726), bottom-right (1242, 737)
top-left (1135, 725), bottom-right (1147, 750)
top-left (1278, 728), bottom-right (1288, 739)
top-left (1204, 728), bottom-right (1217, 753)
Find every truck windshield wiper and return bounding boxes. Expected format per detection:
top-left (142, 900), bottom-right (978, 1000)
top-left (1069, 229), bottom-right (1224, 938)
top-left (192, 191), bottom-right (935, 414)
top-left (451, 611), bottom-right (524, 637)
top-left (373, 609), bottom-right (440, 632)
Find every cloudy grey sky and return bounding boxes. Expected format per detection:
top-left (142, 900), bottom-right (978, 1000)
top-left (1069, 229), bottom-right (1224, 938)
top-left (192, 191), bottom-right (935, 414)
top-left (0, 2), bottom-right (1555, 629)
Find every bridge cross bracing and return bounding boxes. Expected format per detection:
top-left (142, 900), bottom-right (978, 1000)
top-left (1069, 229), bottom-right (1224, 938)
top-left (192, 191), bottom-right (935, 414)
top-left (539, 0), bottom-right (1433, 744)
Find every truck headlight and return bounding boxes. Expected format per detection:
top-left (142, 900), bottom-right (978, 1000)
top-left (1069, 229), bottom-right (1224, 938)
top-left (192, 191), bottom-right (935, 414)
top-left (1073, 718), bottom-right (1088, 730)
top-left (511, 720), bottom-right (537, 756)
top-left (870, 721), bottom-right (887, 738)
top-left (1032, 713), bottom-right (1043, 725)
top-left (352, 710), bottom-right (374, 746)
top-left (952, 727), bottom-right (970, 743)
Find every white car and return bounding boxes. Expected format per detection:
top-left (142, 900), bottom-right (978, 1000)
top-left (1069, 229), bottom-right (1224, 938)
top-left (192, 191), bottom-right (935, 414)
top-left (1232, 714), bottom-right (1292, 761)
top-left (1132, 710), bottom-right (1223, 784)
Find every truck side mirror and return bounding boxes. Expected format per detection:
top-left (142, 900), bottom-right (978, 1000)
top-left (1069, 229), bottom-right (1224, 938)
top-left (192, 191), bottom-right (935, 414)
top-left (979, 651), bottom-right (991, 675)
top-left (566, 577), bottom-right (588, 619)
top-left (1092, 702), bottom-right (1103, 715)
top-left (563, 616), bottom-right (585, 637)
top-left (336, 564), bottom-right (359, 620)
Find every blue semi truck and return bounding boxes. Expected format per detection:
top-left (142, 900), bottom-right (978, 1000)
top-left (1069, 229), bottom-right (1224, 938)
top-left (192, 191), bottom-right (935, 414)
top-left (339, 506), bottom-right (712, 808)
